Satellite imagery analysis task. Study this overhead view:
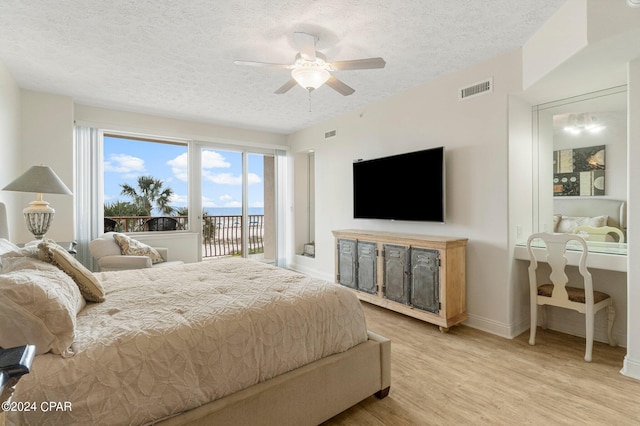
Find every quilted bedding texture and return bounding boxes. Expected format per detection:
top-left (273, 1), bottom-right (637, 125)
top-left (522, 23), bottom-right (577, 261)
top-left (8, 258), bottom-right (368, 425)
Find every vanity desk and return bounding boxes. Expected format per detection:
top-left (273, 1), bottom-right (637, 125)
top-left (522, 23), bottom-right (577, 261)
top-left (514, 239), bottom-right (627, 272)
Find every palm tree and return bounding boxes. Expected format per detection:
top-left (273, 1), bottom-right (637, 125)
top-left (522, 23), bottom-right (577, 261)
top-left (120, 176), bottom-right (174, 216)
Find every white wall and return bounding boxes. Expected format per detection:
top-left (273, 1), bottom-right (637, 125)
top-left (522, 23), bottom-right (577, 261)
top-left (507, 95), bottom-right (534, 336)
top-left (623, 57), bottom-right (640, 380)
top-left (523, 0), bottom-right (588, 89)
top-left (288, 50), bottom-right (523, 336)
top-left (75, 105), bottom-right (287, 148)
top-left (18, 90), bottom-right (75, 244)
top-left (0, 60), bottom-right (21, 238)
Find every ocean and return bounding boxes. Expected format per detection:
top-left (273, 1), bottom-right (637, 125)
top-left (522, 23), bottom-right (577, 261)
top-left (204, 207), bottom-right (265, 216)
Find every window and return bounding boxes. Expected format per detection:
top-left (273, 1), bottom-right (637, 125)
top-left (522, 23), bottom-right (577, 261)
top-left (103, 134), bottom-right (189, 232)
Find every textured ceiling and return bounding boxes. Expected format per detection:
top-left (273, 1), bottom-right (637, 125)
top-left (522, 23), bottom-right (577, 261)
top-left (0, 1), bottom-right (567, 135)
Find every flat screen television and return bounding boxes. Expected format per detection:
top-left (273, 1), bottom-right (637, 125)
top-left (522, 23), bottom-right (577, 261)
top-left (353, 146), bottom-right (445, 222)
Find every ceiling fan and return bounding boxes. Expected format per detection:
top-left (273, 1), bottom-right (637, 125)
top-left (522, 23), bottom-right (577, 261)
top-left (234, 32), bottom-right (386, 96)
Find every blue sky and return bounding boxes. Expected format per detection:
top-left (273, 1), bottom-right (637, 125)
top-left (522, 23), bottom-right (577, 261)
top-left (103, 136), bottom-right (265, 213)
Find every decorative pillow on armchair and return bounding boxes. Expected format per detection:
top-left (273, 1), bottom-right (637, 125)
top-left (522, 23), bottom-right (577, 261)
top-left (113, 233), bottom-right (164, 264)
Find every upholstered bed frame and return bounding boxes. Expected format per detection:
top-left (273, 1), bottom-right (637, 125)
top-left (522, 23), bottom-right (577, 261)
top-left (0, 202), bottom-right (390, 425)
top-left (156, 331), bottom-right (391, 426)
top-left (554, 198), bottom-right (627, 231)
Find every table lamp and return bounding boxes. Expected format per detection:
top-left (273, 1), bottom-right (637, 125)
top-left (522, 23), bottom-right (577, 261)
top-left (2, 165), bottom-right (72, 240)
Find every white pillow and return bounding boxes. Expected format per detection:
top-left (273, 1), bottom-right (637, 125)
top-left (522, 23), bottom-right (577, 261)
top-left (0, 238), bottom-right (20, 255)
top-left (556, 215), bottom-right (608, 234)
top-left (0, 238), bottom-right (40, 259)
top-left (0, 261), bottom-right (86, 357)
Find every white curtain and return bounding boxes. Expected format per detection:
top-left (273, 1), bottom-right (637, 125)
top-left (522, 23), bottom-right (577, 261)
top-left (74, 126), bottom-right (103, 270)
top-left (275, 149), bottom-right (289, 267)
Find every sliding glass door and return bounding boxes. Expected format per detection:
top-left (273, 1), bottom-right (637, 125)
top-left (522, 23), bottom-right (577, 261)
top-left (200, 147), bottom-right (276, 263)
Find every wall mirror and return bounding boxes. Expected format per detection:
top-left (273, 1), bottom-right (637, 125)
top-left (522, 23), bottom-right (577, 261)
top-left (532, 86), bottom-right (628, 244)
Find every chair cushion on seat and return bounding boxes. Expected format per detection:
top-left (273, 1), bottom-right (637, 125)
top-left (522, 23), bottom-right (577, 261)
top-left (537, 284), bottom-right (610, 304)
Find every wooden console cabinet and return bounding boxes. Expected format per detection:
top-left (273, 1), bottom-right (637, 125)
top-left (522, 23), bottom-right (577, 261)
top-left (332, 229), bottom-right (468, 331)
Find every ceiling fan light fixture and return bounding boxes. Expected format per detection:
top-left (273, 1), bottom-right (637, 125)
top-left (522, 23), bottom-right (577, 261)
top-left (291, 67), bottom-right (330, 91)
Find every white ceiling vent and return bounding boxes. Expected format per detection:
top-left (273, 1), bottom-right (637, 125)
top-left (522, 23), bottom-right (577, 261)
top-left (325, 129), bottom-right (337, 139)
top-left (459, 77), bottom-right (493, 100)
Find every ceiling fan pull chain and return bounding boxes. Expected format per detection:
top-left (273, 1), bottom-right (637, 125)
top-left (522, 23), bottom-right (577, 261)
top-left (308, 89), bottom-right (312, 113)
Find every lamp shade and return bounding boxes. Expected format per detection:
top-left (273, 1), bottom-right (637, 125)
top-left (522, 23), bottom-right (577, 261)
top-left (2, 165), bottom-right (72, 195)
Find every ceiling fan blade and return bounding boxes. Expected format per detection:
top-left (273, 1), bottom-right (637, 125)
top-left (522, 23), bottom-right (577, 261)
top-left (328, 57), bottom-right (386, 71)
top-left (234, 60), bottom-right (292, 69)
top-left (274, 78), bottom-right (298, 94)
top-left (293, 32), bottom-right (317, 61)
top-left (325, 75), bottom-right (355, 96)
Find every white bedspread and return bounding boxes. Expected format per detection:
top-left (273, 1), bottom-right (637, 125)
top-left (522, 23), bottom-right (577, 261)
top-left (9, 258), bottom-right (368, 425)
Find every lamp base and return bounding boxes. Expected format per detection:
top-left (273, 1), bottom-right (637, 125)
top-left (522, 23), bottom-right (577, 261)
top-left (23, 199), bottom-right (55, 240)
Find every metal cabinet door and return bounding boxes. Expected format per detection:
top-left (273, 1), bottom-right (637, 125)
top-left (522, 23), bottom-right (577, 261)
top-left (410, 248), bottom-right (440, 313)
top-left (357, 241), bottom-right (377, 294)
top-left (383, 244), bottom-right (409, 304)
top-left (337, 239), bottom-right (357, 289)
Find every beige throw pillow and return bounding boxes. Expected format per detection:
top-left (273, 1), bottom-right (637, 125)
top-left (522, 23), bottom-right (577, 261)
top-left (113, 233), bottom-right (164, 264)
top-left (39, 239), bottom-right (105, 303)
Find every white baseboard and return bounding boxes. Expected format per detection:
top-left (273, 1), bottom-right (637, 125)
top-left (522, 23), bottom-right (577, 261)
top-left (622, 356), bottom-right (640, 380)
top-left (463, 313), bottom-right (522, 339)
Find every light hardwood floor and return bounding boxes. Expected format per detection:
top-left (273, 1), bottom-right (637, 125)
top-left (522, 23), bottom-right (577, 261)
top-left (323, 302), bottom-right (639, 425)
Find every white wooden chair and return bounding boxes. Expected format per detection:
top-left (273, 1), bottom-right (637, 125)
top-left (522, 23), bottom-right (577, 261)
top-left (573, 225), bottom-right (625, 243)
top-left (527, 232), bottom-right (616, 362)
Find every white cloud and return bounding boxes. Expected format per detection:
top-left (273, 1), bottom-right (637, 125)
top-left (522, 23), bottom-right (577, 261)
top-left (219, 194), bottom-right (233, 202)
top-left (201, 196), bottom-right (217, 208)
top-left (168, 150), bottom-right (232, 183)
top-left (247, 173), bottom-right (262, 185)
top-left (224, 201), bottom-right (242, 208)
top-left (204, 172), bottom-right (262, 185)
top-left (169, 193), bottom-right (188, 206)
top-left (167, 153), bottom-right (188, 182)
top-left (104, 154), bottom-right (145, 178)
top-left (202, 150), bottom-right (231, 169)
top-left (250, 201), bottom-right (264, 208)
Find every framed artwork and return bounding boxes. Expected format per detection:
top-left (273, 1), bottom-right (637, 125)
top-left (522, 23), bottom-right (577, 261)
top-left (553, 145), bottom-right (605, 196)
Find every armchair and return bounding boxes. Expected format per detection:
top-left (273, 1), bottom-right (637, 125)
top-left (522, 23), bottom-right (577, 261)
top-left (89, 232), bottom-right (183, 272)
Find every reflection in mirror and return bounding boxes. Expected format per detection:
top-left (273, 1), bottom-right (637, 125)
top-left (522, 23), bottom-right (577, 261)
top-left (533, 86), bottom-right (628, 245)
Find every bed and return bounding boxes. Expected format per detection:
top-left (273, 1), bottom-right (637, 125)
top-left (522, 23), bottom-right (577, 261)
top-left (0, 244), bottom-right (390, 426)
top-left (553, 198), bottom-right (626, 239)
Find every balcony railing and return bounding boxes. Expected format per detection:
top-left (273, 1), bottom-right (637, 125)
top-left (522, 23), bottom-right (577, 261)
top-left (104, 215), bottom-right (265, 259)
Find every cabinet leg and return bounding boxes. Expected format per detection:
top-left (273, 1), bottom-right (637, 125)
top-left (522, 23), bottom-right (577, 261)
top-left (439, 326), bottom-right (450, 333)
top-left (375, 386), bottom-right (390, 399)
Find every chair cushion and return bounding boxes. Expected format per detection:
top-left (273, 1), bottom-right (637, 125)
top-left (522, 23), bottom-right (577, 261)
top-left (537, 284), bottom-right (610, 304)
